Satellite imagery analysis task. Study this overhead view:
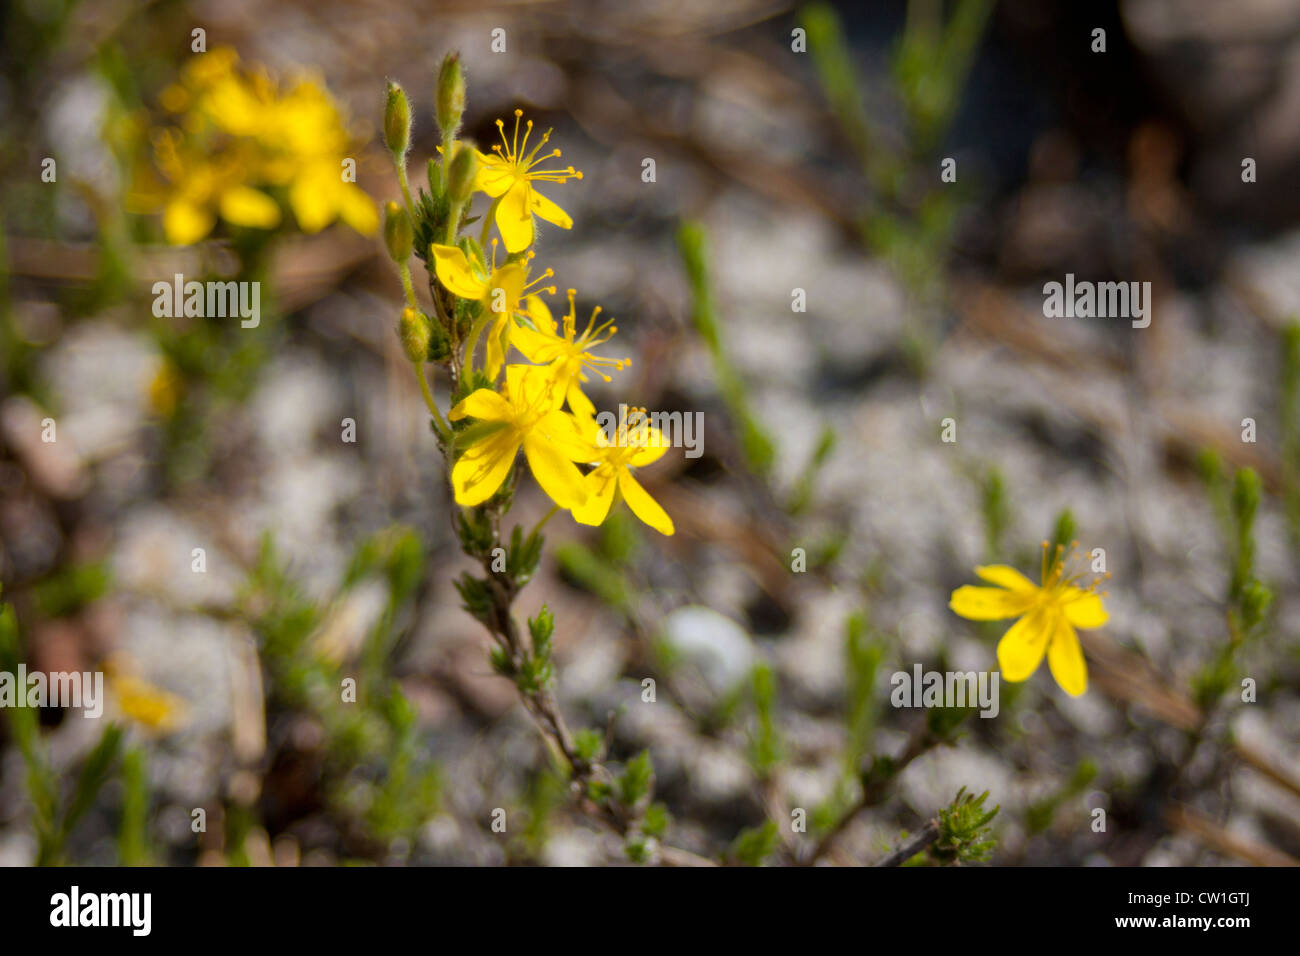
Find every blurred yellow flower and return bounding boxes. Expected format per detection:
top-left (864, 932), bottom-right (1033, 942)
top-left (127, 47), bottom-right (376, 245)
top-left (146, 358), bottom-right (183, 418)
top-left (476, 109), bottom-right (582, 253)
top-left (105, 661), bottom-right (188, 735)
top-left (948, 545), bottom-right (1109, 696)
top-left (512, 289), bottom-right (629, 418)
top-left (448, 364), bottom-right (589, 508)
top-left (571, 408), bottom-right (674, 536)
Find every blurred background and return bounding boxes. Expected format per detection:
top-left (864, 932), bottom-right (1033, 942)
top-left (1, 0), bottom-right (1299, 866)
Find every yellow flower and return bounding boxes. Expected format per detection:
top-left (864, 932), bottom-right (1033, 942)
top-left (948, 544), bottom-right (1109, 696)
top-left (448, 364), bottom-right (590, 508)
top-left (476, 109), bottom-right (582, 253)
top-left (128, 47), bottom-right (376, 244)
top-left (260, 78), bottom-right (378, 235)
top-left (513, 289), bottom-right (630, 417)
top-left (131, 128), bottom-right (280, 245)
top-left (430, 242), bottom-right (554, 378)
top-left (570, 409), bottom-right (674, 536)
top-left (105, 660), bottom-right (188, 735)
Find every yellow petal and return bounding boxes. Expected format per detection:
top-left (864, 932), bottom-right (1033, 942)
top-left (1047, 615), bottom-right (1088, 695)
top-left (565, 378), bottom-right (595, 419)
top-left (162, 198), bottom-right (215, 245)
top-left (537, 409), bottom-right (596, 461)
top-left (627, 423), bottom-right (670, 467)
top-left (974, 565), bottom-right (1037, 592)
top-left (289, 176), bottom-right (333, 233)
top-left (449, 388), bottom-right (514, 423)
top-left (949, 585), bottom-right (1037, 621)
top-left (511, 325), bottom-right (563, 364)
top-left (495, 181), bottom-right (534, 253)
top-left (522, 433), bottom-right (588, 510)
top-left (431, 244), bottom-right (486, 300)
top-left (524, 294), bottom-right (556, 334)
top-left (475, 154), bottom-right (515, 198)
top-left (336, 184), bottom-right (379, 235)
top-left (452, 429), bottom-right (521, 506)
top-left (529, 189), bottom-right (573, 229)
top-left (996, 609), bottom-right (1050, 682)
top-left (1062, 589), bottom-right (1108, 629)
top-left (617, 469), bottom-right (674, 536)
top-left (219, 185), bottom-right (281, 229)
top-left (573, 465), bottom-right (618, 526)
top-left (485, 316), bottom-right (511, 379)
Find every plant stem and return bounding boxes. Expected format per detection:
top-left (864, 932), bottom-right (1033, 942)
top-left (874, 819), bottom-right (939, 867)
top-left (398, 262), bottom-right (419, 310)
top-left (415, 362), bottom-right (451, 442)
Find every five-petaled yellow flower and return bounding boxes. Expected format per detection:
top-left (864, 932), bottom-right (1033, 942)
top-left (512, 289), bottom-right (630, 417)
top-left (449, 364), bottom-right (590, 508)
top-left (571, 409), bottom-right (675, 536)
top-left (476, 109), bottom-right (582, 253)
top-left (948, 543), bottom-right (1109, 696)
top-left (431, 242), bottom-right (554, 378)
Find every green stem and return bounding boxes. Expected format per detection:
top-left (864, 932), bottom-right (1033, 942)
top-left (398, 262), bottom-right (419, 310)
top-left (461, 310), bottom-right (493, 382)
top-left (396, 159), bottom-right (415, 216)
top-left (480, 196), bottom-right (502, 249)
top-left (532, 504), bottom-right (561, 538)
top-left (416, 362), bottom-right (452, 443)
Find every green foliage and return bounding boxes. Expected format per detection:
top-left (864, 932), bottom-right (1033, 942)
top-left (931, 787), bottom-right (999, 864)
top-left (1048, 508), bottom-right (1077, 559)
top-left (979, 466), bottom-right (1010, 560)
top-left (801, 0), bottom-right (993, 369)
top-left (554, 541), bottom-right (631, 613)
top-left (117, 747), bottom-right (152, 866)
top-left (32, 561), bottom-right (112, 618)
top-left (616, 750), bottom-right (654, 809)
top-left (677, 221), bottom-right (775, 476)
top-left (787, 424), bottom-right (837, 515)
top-left (844, 610), bottom-right (885, 769)
top-left (749, 661), bottom-right (782, 777)
top-left (572, 729), bottom-right (604, 764)
top-left (508, 524), bottom-right (545, 586)
top-left (728, 820), bottom-right (779, 866)
top-left (240, 531), bottom-right (442, 852)
top-left (1192, 462), bottom-right (1273, 707)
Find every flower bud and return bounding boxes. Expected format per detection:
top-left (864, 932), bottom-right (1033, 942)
top-left (399, 307), bottom-right (431, 363)
top-left (383, 201), bottom-right (413, 262)
top-left (384, 81), bottom-right (411, 156)
top-left (427, 157), bottom-right (444, 199)
top-left (447, 143), bottom-right (479, 204)
top-left (436, 53), bottom-right (466, 135)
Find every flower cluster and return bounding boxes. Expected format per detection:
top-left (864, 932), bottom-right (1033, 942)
top-left (127, 47), bottom-right (377, 245)
top-left (385, 74), bottom-right (673, 535)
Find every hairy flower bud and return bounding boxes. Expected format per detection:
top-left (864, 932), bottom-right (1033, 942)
top-left (398, 307), bottom-right (430, 363)
top-left (447, 143), bottom-right (479, 205)
top-left (435, 53), bottom-right (466, 135)
top-left (383, 201), bottom-right (413, 262)
top-left (384, 81), bottom-right (411, 156)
